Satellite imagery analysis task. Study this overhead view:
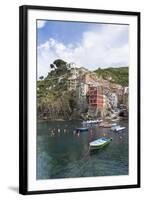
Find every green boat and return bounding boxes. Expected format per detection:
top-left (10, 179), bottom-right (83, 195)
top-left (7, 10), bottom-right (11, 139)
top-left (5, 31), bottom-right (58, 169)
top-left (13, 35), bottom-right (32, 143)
top-left (89, 137), bottom-right (112, 150)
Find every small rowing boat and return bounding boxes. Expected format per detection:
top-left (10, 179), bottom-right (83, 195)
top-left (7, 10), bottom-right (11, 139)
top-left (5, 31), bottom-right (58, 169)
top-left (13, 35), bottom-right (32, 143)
top-left (111, 125), bottom-right (126, 132)
top-left (111, 118), bottom-right (119, 122)
top-left (89, 137), bottom-right (112, 150)
top-left (99, 122), bottom-right (117, 128)
top-left (111, 123), bottom-right (117, 127)
top-left (82, 119), bottom-right (103, 124)
top-left (76, 127), bottom-right (89, 132)
top-left (82, 120), bottom-right (97, 125)
top-left (115, 126), bottom-right (126, 131)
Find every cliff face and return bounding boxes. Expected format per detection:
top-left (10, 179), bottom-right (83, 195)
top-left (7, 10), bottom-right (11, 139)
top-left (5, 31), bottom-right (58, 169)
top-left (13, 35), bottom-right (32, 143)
top-left (37, 62), bottom-right (128, 121)
top-left (37, 85), bottom-right (81, 121)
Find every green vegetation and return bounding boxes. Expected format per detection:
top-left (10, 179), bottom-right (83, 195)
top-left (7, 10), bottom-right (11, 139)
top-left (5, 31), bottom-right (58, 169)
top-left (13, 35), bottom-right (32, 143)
top-left (37, 59), bottom-right (78, 120)
top-left (37, 59), bottom-right (128, 120)
top-left (49, 59), bottom-right (70, 76)
top-left (94, 67), bottom-right (128, 87)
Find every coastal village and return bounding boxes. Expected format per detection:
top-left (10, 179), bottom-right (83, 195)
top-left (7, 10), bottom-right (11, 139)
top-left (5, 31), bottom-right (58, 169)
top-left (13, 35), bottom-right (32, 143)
top-left (37, 59), bottom-right (129, 177)
top-left (36, 21), bottom-right (129, 179)
top-left (37, 59), bottom-right (128, 121)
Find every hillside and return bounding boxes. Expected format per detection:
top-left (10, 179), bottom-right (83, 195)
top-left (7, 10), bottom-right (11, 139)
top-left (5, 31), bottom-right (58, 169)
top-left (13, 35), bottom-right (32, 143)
top-left (37, 59), bottom-right (129, 121)
top-left (37, 60), bottom-right (79, 120)
top-left (93, 67), bottom-right (128, 87)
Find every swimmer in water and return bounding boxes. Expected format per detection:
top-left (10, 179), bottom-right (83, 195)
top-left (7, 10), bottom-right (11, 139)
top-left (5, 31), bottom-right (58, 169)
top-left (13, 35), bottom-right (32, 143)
top-left (77, 131), bottom-right (80, 137)
top-left (51, 130), bottom-right (55, 136)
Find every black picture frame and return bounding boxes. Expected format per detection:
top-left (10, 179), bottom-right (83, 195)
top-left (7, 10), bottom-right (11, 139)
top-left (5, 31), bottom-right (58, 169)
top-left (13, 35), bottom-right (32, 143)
top-left (19, 5), bottom-right (141, 195)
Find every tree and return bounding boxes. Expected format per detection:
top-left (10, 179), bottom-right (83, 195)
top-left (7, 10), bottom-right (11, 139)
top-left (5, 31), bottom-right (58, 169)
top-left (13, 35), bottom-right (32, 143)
top-left (50, 59), bottom-right (69, 76)
top-left (50, 64), bottom-right (55, 69)
top-left (53, 59), bottom-right (67, 68)
top-left (39, 76), bottom-right (44, 80)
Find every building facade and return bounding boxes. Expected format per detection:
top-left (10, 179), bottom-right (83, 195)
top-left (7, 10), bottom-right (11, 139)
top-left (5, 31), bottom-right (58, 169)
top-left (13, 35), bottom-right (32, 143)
top-left (67, 74), bottom-right (78, 91)
top-left (88, 87), bottom-right (104, 109)
top-left (110, 93), bottom-right (118, 108)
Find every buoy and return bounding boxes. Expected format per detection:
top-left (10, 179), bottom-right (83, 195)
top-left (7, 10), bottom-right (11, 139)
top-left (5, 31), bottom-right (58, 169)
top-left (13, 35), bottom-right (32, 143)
top-left (58, 128), bottom-right (60, 133)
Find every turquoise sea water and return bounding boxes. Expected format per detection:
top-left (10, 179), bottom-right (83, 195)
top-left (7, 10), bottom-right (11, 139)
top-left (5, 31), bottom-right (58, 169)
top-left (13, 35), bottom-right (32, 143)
top-left (37, 120), bottom-right (128, 179)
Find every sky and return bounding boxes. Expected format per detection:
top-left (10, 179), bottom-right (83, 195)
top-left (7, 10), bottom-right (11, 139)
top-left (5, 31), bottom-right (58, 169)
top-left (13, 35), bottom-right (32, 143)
top-left (37, 20), bottom-right (129, 78)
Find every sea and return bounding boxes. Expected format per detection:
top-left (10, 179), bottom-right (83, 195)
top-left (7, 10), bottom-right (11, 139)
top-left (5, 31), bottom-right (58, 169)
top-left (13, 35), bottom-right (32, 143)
top-left (37, 119), bottom-right (128, 179)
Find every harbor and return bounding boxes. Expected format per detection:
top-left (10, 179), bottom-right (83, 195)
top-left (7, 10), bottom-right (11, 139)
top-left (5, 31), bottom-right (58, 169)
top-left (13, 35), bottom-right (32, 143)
top-left (37, 119), bottom-right (128, 179)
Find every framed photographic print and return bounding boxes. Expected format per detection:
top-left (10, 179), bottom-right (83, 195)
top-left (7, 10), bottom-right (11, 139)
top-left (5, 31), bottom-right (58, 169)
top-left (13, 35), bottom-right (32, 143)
top-left (19, 5), bottom-right (140, 195)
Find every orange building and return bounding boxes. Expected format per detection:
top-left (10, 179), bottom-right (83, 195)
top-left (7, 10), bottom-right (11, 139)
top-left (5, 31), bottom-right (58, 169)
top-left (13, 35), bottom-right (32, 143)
top-left (88, 87), bottom-right (103, 109)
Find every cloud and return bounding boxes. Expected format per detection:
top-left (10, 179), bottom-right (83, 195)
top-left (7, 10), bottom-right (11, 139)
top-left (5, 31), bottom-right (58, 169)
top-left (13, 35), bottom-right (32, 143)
top-left (37, 24), bottom-right (129, 78)
top-left (37, 20), bottom-right (46, 29)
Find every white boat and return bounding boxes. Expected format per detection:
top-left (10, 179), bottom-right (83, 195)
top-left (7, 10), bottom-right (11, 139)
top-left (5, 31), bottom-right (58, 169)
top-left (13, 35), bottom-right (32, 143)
top-left (111, 125), bottom-right (119, 130)
top-left (111, 118), bottom-right (119, 122)
top-left (111, 123), bottom-right (117, 127)
top-left (82, 120), bottom-right (99, 124)
top-left (111, 125), bottom-right (126, 131)
top-left (115, 126), bottom-right (126, 131)
top-left (97, 119), bottom-right (103, 123)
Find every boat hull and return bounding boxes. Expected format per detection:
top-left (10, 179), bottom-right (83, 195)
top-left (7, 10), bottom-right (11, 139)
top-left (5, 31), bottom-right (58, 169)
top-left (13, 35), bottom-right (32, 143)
top-left (76, 128), bottom-right (89, 132)
top-left (115, 127), bottom-right (126, 131)
top-left (111, 126), bottom-right (126, 131)
top-left (82, 119), bottom-right (103, 124)
top-left (89, 138), bottom-right (112, 150)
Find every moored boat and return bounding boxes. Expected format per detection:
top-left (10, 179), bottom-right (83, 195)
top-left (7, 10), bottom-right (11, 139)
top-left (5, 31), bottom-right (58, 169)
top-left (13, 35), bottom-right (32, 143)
top-left (111, 125), bottom-right (120, 130)
top-left (115, 126), bottom-right (126, 131)
top-left (82, 120), bottom-right (98, 124)
top-left (89, 137), bottom-right (112, 150)
top-left (111, 118), bottom-right (119, 122)
top-left (99, 122), bottom-right (117, 128)
top-left (102, 124), bottom-right (112, 128)
top-left (76, 127), bottom-right (89, 132)
top-left (111, 125), bottom-right (126, 131)
top-left (97, 119), bottom-right (103, 123)
top-left (82, 119), bottom-right (103, 124)
top-left (111, 123), bottom-right (117, 126)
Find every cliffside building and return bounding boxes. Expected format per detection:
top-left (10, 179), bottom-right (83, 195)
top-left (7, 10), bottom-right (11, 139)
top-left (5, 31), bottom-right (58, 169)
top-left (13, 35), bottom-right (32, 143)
top-left (67, 74), bottom-right (78, 91)
top-left (88, 87), bottom-right (104, 109)
top-left (109, 93), bottom-right (118, 109)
